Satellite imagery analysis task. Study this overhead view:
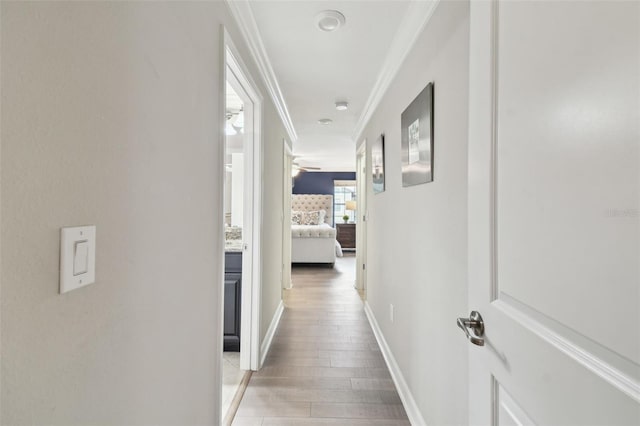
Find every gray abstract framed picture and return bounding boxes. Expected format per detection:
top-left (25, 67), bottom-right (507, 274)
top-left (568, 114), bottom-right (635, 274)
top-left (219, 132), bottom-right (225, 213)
top-left (401, 82), bottom-right (434, 186)
top-left (372, 134), bottom-right (385, 194)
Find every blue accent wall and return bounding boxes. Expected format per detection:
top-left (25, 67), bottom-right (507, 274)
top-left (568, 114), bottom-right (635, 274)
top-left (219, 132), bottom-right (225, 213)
top-left (292, 172), bottom-right (356, 195)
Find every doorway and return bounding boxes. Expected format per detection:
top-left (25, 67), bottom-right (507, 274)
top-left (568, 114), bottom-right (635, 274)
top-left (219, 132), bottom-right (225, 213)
top-left (282, 142), bottom-right (293, 290)
top-left (221, 30), bottom-right (263, 423)
top-left (356, 143), bottom-right (367, 295)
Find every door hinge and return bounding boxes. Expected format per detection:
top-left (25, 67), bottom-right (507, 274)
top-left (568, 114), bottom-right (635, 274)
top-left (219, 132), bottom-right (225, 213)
top-left (362, 263), bottom-right (366, 270)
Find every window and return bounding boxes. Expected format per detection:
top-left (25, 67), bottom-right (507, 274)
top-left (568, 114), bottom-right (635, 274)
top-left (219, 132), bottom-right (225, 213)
top-left (334, 180), bottom-right (356, 224)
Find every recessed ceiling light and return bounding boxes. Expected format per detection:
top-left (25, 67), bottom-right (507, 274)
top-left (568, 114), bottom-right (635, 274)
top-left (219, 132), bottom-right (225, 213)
top-left (315, 10), bottom-right (346, 32)
top-left (318, 118), bottom-right (333, 125)
top-left (335, 101), bottom-right (348, 111)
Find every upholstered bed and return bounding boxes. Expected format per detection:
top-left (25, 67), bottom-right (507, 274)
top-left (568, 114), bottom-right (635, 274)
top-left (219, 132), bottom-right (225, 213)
top-left (291, 194), bottom-right (340, 265)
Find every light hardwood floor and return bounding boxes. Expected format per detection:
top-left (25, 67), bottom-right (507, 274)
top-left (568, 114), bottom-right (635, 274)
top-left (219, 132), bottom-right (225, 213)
top-left (232, 255), bottom-right (410, 426)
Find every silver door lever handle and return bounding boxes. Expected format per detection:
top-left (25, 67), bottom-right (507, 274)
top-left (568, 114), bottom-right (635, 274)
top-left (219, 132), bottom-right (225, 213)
top-left (457, 311), bottom-right (485, 346)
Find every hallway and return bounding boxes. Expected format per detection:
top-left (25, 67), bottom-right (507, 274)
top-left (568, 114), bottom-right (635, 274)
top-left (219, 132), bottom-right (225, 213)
top-left (232, 256), bottom-right (410, 425)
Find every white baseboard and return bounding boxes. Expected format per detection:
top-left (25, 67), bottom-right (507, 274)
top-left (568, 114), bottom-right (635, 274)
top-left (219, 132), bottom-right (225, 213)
top-left (364, 302), bottom-right (427, 426)
top-left (259, 300), bottom-right (284, 368)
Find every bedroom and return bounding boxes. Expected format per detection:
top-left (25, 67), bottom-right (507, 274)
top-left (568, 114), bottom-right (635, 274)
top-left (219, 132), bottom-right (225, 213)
top-left (290, 171), bottom-right (358, 267)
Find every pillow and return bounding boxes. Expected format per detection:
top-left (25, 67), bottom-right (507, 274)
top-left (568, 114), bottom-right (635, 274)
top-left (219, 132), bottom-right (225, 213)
top-left (318, 210), bottom-right (326, 224)
top-left (292, 210), bottom-right (304, 225)
top-left (291, 210), bottom-right (326, 225)
top-left (302, 210), bottom-right (321, 225)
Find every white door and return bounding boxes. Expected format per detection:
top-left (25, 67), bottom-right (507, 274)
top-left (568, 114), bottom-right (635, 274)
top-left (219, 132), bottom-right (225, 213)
top-left (466, 1), bottom-right (639, 425)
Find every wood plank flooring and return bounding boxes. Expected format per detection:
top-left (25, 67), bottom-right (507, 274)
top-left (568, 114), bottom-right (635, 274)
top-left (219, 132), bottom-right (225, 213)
top-left (232, 255), bottom-right (409, 426)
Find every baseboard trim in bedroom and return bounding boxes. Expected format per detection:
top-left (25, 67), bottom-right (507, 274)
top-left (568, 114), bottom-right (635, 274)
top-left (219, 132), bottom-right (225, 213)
top-left (260, 300), bottom-right (284, 368)
top-left (364, 302), bottom-right (427, 426)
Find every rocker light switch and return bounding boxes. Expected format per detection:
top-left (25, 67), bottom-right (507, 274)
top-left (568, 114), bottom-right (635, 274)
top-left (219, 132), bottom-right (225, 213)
top-left (73, 241), bottom-right (89, 275)
top-left (60, 226), bottom-right (96, 294)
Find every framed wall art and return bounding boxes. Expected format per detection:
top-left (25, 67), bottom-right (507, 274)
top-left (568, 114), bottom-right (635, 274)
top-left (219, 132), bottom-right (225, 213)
top-left (372, 134), bottom-right (385, 194)
top-left (401, 82), bottom-right (434, 186)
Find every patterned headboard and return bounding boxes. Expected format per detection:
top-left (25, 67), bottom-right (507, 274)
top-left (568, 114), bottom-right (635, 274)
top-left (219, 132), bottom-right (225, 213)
top-left (292, 194), bottom-right (333, 225)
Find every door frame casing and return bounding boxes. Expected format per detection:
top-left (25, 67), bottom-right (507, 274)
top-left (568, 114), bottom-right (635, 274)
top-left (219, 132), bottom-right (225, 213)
top-left (222, 28), bottom-right (264, 372)
top-left (282, 141), bottom-right (293, 290)
top-left (355, 142), bottom-right (367, 292)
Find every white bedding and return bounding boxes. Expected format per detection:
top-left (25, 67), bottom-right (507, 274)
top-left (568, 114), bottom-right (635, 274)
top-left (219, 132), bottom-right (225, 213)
top-left (291, 223), bottom-right (336, 238)
top-left (291, 224), bottom-right (337, 264)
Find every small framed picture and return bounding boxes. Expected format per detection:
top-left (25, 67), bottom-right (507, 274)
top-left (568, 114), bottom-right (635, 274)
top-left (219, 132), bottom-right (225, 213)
top-left (372, 134), bottom-right (385, 194)
top-left (401, 82), bottom-right (434, 186)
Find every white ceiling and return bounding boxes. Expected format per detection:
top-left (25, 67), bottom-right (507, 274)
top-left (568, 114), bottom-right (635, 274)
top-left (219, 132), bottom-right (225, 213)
top-left (249, 1), bottom-right (411, 171)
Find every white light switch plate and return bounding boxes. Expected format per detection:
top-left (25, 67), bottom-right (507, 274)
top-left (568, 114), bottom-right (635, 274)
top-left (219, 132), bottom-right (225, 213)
top-left (60, 226), bottom-right (96, 294)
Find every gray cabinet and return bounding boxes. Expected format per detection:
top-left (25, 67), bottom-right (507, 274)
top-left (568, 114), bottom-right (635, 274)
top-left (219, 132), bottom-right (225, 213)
top-left (224, 252), bottom-right (242, 352)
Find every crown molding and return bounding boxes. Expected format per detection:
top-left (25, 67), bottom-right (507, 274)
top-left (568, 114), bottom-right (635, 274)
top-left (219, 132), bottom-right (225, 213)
top-left (225, 0), bottom-right (298, 145)
top-left (352, 0), bottom-right (441, 146)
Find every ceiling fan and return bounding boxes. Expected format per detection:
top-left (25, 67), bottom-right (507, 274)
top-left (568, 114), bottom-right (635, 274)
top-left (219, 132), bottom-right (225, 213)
top-left (292, 157), bottom-right (321, 172)
top-left (293, 163), bottom-right (321, 172)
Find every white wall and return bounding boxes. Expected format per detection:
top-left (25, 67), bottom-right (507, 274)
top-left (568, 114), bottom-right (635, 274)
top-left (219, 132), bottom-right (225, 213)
top-left (1, 1), bottom-right (287, 424)
top-left (359, 1), bottom-right (470, 424)
top-left (231, 153), bottom-right (244, 227)
top-left (225, 170), bottom-right (233, 223)
top-left (224, 131), bottom-right (245, 223)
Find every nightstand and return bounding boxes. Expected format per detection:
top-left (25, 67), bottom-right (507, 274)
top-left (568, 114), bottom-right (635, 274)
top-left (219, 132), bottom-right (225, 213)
top-left (336, 223), bottom-right (356, 249)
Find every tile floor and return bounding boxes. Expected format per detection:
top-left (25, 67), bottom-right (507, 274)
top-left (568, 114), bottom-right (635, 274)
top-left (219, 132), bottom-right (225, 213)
top-left (232, 254), bottom-right (409, 425)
